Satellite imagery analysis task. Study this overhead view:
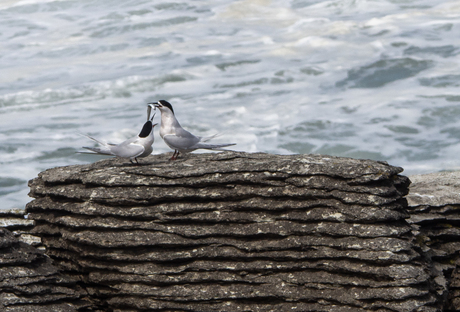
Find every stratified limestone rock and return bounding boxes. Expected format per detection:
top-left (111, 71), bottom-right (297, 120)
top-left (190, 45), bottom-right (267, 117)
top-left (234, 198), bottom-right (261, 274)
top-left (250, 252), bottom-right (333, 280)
top-left (0, 209), bottom-right (41, 247)
top-left (0, 228), bottom-right (90, 311)
top-left (0, 209), bottom-right (32, 229)
top-left (407, 171), bottom-right (460, 311)
top-left (26, 152), bottom-right (442, 311)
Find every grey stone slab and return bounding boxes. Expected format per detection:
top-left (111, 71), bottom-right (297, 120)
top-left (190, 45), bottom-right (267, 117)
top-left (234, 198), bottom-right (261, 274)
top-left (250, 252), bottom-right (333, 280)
top-left (27, 196), bottom-right (408, 223)
top-left (30, 216), bottom-right (412, 240)
top-left (36, 152), bottom-right (404, 184)
top-left (87, 267), bottom-right (430, 288)
top-left (41, 235), bottom-right (419, 264)
top-left (29, 179), bottom-right (401, 206)
top-left (89, 282), bottom-right (430, 306)
top-left (408, 171), bottom-right (460, 207)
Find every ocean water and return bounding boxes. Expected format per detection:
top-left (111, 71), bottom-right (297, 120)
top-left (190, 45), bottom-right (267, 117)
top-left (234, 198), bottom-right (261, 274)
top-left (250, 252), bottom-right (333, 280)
top-left (1, 0), bottom-right (460, 210)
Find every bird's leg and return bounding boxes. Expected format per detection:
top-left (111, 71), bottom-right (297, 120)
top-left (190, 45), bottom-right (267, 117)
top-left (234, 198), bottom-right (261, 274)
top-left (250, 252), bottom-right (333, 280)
top-left (170, 150), bottom-right (178, 160)
top-left (130, 158), bottom-right (140, 165)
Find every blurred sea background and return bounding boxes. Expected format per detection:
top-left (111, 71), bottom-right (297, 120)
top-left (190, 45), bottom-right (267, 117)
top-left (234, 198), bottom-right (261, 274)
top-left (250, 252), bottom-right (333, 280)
top-left (1, 0), bottom-right (460, 210)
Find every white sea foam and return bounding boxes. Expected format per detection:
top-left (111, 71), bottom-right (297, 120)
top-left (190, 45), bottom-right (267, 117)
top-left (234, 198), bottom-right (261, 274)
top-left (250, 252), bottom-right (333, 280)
top-left (1, 0), bottom-right (460, 209)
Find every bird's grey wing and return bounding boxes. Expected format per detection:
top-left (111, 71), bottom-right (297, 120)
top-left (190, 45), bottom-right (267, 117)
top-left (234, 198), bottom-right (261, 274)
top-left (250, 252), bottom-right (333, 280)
top-left (193, 142), bottom-right (236, 150)
top-left (201, 133), bottom-right (220, 142)
top-left (118, 136), bottom-right (139, 147)
top-left (111, 143), bottom-right (145, 158)
top-left (81, 146), bottom-right (115, 155)
top-left (80, 133), bottom-right (114, 155)
top-left (175, 127), bottom-right (200, 140)
top-left (79, 133), bottom-right (107, 146)
top-left (163, 133), bottom-right (200, 150)
top-left (138, 145), bottom-right (153, 158)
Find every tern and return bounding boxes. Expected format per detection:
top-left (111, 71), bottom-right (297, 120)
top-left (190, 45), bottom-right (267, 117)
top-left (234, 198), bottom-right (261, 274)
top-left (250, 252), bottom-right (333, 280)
top-left (151, 100), bottom-right (235, 160)
top-left (80, 105), bottom-right (157, 164)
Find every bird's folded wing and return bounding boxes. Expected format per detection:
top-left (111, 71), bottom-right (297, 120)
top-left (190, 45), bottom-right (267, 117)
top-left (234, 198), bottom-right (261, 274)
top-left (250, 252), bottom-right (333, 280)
top-left (118, 136), bottom-right (139, 147)
top-left (81, 146), bottom-right (114, 155)
top-left (163, 133), bottom-right (200, 150)
top-left (194, 142), bottom-right (236, 150)
top-left (111, 143), bottom-right (145, 158)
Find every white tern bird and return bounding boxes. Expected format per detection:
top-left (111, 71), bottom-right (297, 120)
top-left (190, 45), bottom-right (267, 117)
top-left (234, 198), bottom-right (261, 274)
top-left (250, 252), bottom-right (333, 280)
top-left (80, 105), bottom-right (157, 164)
top-left (151, 100), bottom-right (236, 160)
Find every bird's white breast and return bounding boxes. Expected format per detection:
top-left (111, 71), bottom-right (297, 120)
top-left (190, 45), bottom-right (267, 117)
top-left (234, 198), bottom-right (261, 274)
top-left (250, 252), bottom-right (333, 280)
top-left (159, 113), bottom-right (179, 139)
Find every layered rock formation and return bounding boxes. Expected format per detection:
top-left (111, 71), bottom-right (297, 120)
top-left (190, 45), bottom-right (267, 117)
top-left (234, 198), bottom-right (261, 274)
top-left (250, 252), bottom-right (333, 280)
top-left (0, 227), bottom-right (88, 311)
top-left (0, 208), bottom-right (40, 247)
top-left (451, 259), bottom-right (460, 311)
top-left (407, 171), bottom-right (460, 311)
top-left (25, 152), bottom-right (442, 311)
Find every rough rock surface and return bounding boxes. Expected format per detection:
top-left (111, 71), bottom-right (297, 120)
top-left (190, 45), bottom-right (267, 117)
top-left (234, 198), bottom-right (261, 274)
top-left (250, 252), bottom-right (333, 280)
top-left (0, 227), bottom-right (89, 311)
top-left (26, 152), bottom-right (442, 311)
top-left (407, 172), bottom-right (460, 311)
top-left (450, 258), bottom-right (460, 311)
top-left (0, 209), bottom-right (41, 247)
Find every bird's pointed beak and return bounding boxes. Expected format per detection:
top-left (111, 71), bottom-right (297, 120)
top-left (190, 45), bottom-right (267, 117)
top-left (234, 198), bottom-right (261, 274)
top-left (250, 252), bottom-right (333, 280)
top-left (150, 111), bottom-right (156, 122)
top-left (152, 123), bottom-right (158, 128)
top-left (150, 102), bottom-right (161, 109)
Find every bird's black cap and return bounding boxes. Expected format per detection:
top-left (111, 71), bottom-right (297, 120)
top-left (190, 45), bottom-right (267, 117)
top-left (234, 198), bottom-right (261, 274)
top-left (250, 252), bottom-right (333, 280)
top-left (158, 100), bottom-right (174, 114)
top-left (138, 120), bottom-right (153, 138)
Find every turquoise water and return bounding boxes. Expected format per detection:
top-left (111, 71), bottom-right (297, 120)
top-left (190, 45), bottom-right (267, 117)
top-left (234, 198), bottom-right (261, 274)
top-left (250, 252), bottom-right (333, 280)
top-left (1, 0), bottom-right (460, 209)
